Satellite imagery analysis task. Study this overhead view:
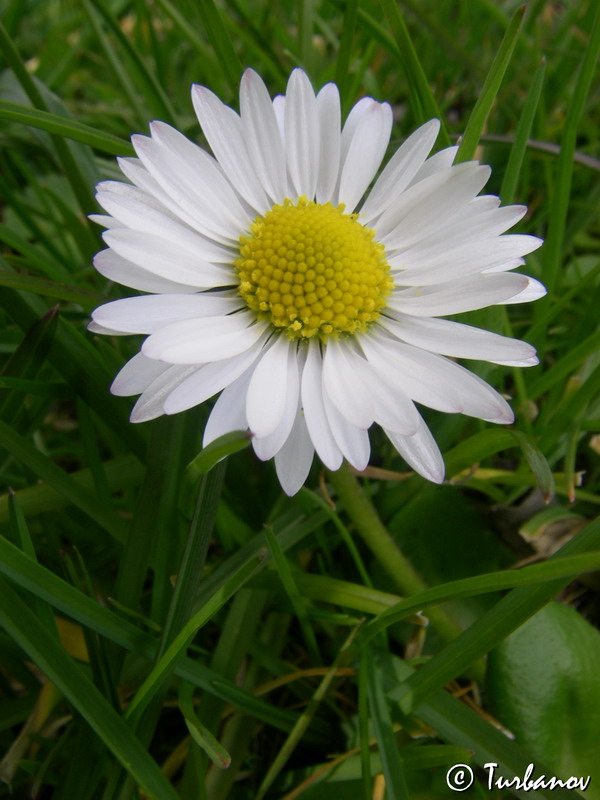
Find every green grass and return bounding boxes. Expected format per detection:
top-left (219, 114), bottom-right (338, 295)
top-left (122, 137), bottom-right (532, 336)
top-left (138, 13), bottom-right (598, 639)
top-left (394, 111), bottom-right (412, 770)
top-left (1, 1), bottom-right (599, 798)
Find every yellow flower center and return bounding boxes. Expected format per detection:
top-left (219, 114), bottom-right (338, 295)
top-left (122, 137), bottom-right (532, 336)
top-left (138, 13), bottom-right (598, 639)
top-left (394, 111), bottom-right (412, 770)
top-left (234, 197), bottom-right (393, 340)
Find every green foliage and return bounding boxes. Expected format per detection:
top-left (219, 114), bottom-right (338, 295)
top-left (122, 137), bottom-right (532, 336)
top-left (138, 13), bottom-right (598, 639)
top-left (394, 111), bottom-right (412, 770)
top-left (488, 602), bottom-right (600, 800)
top-left (0, 0), bottom-right (599, 798)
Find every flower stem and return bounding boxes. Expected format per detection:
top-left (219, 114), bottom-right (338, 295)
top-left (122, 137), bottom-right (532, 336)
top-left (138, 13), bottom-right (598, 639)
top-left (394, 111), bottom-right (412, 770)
top-left (327, 462), bottom-right (462, 644)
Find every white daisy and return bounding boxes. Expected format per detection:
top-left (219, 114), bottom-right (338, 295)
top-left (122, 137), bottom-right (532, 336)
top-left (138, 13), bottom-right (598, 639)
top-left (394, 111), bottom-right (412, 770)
top-left (90, 68), bottom-right (545, 495)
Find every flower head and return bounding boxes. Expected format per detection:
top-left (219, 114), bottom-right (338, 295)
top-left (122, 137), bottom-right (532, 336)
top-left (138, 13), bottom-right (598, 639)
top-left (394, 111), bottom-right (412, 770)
top-left (90, 68), bottom-right (544, 494)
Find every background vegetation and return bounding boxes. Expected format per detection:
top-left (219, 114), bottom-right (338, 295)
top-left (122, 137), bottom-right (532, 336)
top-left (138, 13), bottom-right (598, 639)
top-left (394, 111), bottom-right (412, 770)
top-left (0, 0), bottom-right (599, 797)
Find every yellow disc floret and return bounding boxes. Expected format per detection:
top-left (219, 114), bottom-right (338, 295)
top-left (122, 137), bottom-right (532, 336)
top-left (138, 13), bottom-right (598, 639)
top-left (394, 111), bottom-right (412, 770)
top-left (235, 196), bottom-right (394, 340)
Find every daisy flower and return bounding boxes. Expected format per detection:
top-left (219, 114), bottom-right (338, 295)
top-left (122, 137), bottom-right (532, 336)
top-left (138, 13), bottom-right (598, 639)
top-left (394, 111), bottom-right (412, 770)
top-left (89, 68), bottom-right (544, 495)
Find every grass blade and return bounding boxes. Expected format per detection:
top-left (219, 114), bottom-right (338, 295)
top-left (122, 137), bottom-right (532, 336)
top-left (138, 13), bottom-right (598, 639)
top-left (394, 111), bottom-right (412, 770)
top-left (264, 525), bottom-right (321, 664)
top-left (198, 0), bottom-right (243, 95)
top-left (541, 2), bottom-right (600, 294)
top-left (124, 552), bottom-right (266, 724)
top-left (456, 5), bottom-right (526, 163)
top-left (0, 577), bottom-right (180, 800)
top-left (254, 625), bottom-right (361, 800)
top-left (0, 269), bottom-right (106, 306)
top-left (500, 57), bottom-right (545, 204)
top-left (378, 0), bottom-right (449, 144)
top-left (0, 533), bottom-right (307, 737)
top-left (178, 681), bottom-right (231, 769)
top-left (365, 647), bottom-right (409, 800)
top-left (0, 419), bottom-right (129, 543)
top-left (389, 514), bottom-right (600, 714)
top-left (359, 552), bottom-right (600, 646)
top-left (186, 430), bottom-right (251, 480)
top-left (0, 101), bottom-right (134, 155)
top-left (0, 21), bottom-right (95, 214)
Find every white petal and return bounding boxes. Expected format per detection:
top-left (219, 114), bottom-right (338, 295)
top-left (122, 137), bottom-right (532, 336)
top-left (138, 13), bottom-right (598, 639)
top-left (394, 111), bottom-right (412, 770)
top-left (253, 347), bottom-right (300, 460)
top-left (361, 119), bottom-right (440, 222)
top-left (273, 95), bottom-right (285, 139)
top-left (386, 200), bottom-right (526, 259)
top-left (315, 83), bottom-right (341, 204)
top-left (93, 248), bottom-right (198, 294)
top-left (111, 352), bottom-right (171, 396)
top-left (103, 228), bottom-right (230, 288)
top-left (89, 213), bottom-right (126, 229)
top-left (130, 365), bottom-right (198, 422)
top-left (246, 336), bottom-right (296, 438)
top-left (408, 145), bottom-right (458, 186)
top-left (361, 332), bottom-right (459, 414)
top-left (322, 390), bottom-right (370, 471)
top-left (365, 334), bottom-right (514, 423)
top-left (142, 312), bottom-right (266, 364)
top-left (96, 184), bottom-right (236, 263)
top-left (337, 100), bottom-right (393, 213)
top-left (117, 156), bottom-right (236, 247)
top-left (501, 276), bottom-right (547, 304)
top-left (351, 351), bottom-right (419, 434)
top-left (275, 410), bottom-right (314, 496)
top-left (150, 121), bottom-right (251, 231)
top-left (87, 320), bottom-right (128, 336)
top-left (390, 234), bottom-right (544, 286)
top-left (284, 69), bottom-right (319, 199)
top-left (131, 132), bottom-right (248, 244)
top-left (339, 97), bottom-right (373, 165)
top-left (385, 414), bottom-right (445, 483)
top-left (202, 368), bottom-right (253, 446)
top-left (191, 84), bottom-right (269, 213)
top-left (384, 314), bottom-right (538, 365)
top-left (164, 342), bottom-right (266, 413)
top-left (92, 293), bottom-right (239, 334)
top-left (386, 273), bottom-right (529, 316)
top-left (377, 162), bottom-right (491, 242)
top-left (322, 339), bottom-right (374, 429)
top-left (301, 339), bottom-right (343, 471)
top-left (240, 68), bottom-right (287, 203)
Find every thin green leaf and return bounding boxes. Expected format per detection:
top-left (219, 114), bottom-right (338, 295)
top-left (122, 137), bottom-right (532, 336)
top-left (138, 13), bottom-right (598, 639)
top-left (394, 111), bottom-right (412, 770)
top-left (264, 525), bottom-right (321, 664)
top-left (0, 305), bottom-right (58, 423)
top-left (124, 552), bottom-right (266, 724)
top-left (542, 3), bottom-right (600, 294)
top-left (0, 283), bottom-right (147, 459)
top-left (528, 329), bottom-right (600, 398)
top-left (334, 0), bottom-right (359, 105)
top-left (158, 462), bottom-right (226, 656)
top-left (178, 681), bottom-right (231, 769)
top-left (0, 455), bottom-right (143, 524)
top-left (197, 0), bottom-right (243, 95)
top-left (0, 418), bottom-right (129, 543)
top-left (389, 514), bottom-right (600, 715)
top-left (7, 491), bottom-right (58, 637)
top-left (0, 101), bottom-right (134, 156)
top-left (85, 0), bottom-right (177, 123)
top-left (507, 430), bottom-right (555, 502)
top-left (500, 58), bottom-right (545, 204)
top-left (186, 430), bottom-right (251, 481)
top-left (365, 647), bottom-right (409, 800)
top-left (359, 552), bottom-right (600, 647)
top-left (298, 0), bottom-right (315, 75)
top-left (456, 5), bottom-right (526, 163)
top-left (0, 270), bottom-right (106, 307)
top-left (387, 655), bottom-right (575, 800)
top-left (0, 577), bottom-right (180, 800)
top-left (0, 22), bottom-right (95, 214)
top-left (0, 224), bottom-right (71, 280)
top-left (255, 625), bottom-right (361, 800)
top-left (0, 534), bottom-right (309, 738)
top-left (378, 0), bottom-right (449, 143)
